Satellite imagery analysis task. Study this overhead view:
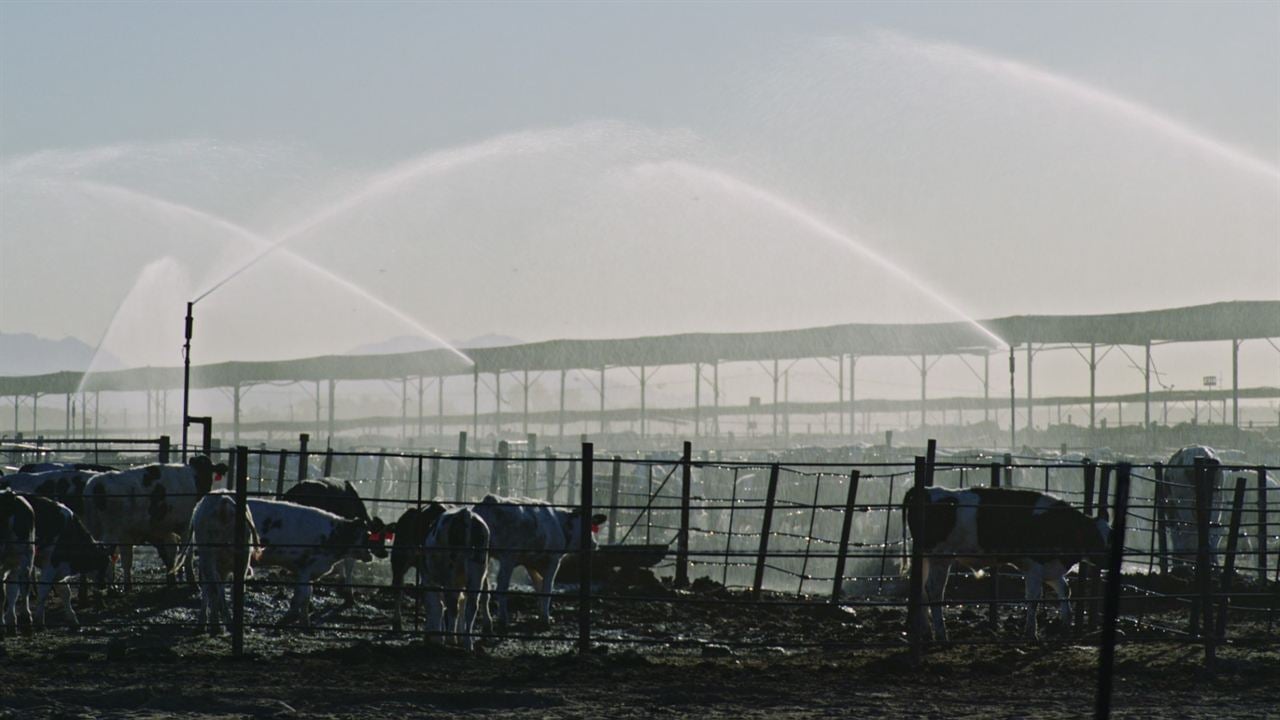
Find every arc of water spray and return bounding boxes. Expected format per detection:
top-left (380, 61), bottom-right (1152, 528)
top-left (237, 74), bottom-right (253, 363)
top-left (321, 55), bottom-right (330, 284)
top-left (192, 126), bottom-right (603, 303)
top-left (879, 31), bottom-right (1280, 182)
top-left (634, 160), bottom-right (1009, 349)
top-left (71, 180), bottom-right (474, 365)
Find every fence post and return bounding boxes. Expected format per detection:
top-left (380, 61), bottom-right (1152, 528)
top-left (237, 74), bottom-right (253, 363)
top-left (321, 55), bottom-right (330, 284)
top-left (578, 442), bottom-right (594, 654)
top-left (231, 445), bottom-right (249, 658)
top-left (1154, 463), bottom-right (1169, 576)
top-left (723, 468), bottom-right (740, 587)
top-left (274, 448), bottom-right (287, 499)
top-left (1079, 460), bottom-right (1096, 629)
top-left (428, 455), bottom-right (440, 500)
top-left (525, 433), bottom-right (538, 497)
top-left (752, 463), bottom-right (781, 600)
top-left (323, 446), bottom-right (334, 477)
top-left (373, 449), bottom-right (387, 517)
top-left (1190, 457), bottom-right (1215, 667)
top-left (1092, 464), bottom-right (1112, 626)
top-left (607, 456), bottom-right (621, 545)
top-left (1094, 462), bottom-right (1130, 720)
top-left (924, 439), bottom-right (937, 486)
top-left (158, 435), bottom-right (170, 464)
top-left (989, 461), bottom-right (1001, 630)
top-left (545, 449), bottom-right (557, 504)
top-left (1258, 467), bottom-right (1269, 584)
top-left (831, 469), bottom-right (861, 603)
top-left (1216, 477), bottom-right (1247, 642)
top-left (1002, 453), bottom-right (1013, 487)
top-left (908, 456), bottom-right (927, 666)
top-left (675, 441), bottom-right (693, 588)
top-left (296, 433), bottom-right (310, 484)
top-left (455, 431), bottom-right (467, 503)
top-left (489, 442), bottom-right (506, 495)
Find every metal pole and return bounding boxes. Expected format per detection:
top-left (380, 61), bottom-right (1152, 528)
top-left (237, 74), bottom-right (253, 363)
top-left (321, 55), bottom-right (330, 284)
top-left (830, 469), bottom-right (860, 603)
top-left (693, 362), bottom-right (701, 437)
top-left (1094, 463), bottom-right (1131, 720)
top-left (1009, 345), bottom-right (1016, 451)
top-left (181, 301), bottom-right (193, 461)
top-left (231, 446), bottom-right (249, 658)
top-left (577, 442), bottom-right (594, 654)
top-left (675, 441), bottom-right (692, 588)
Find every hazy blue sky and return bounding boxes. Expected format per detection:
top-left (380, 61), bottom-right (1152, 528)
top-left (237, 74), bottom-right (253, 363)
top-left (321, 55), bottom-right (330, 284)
top-left (1, 0), bottom-right (1276, 392)
top-left (3, 2), bottom-right (1276, 162)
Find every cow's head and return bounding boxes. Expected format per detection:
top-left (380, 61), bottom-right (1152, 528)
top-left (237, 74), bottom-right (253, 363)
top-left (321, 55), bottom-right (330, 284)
top-left (187, 455), bottom-right (229, 495)
top-left (563, 508), bottom-right (608, 552)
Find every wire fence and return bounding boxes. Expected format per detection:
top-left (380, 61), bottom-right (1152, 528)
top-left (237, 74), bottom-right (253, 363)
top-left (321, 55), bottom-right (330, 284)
top-left (3, 435), bottom-right (1278, 684)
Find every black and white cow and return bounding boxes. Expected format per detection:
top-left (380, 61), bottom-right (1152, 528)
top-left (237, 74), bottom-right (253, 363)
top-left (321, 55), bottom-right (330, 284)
top-left (904, 486), bottom-right (1109, 641)
top-left (185, 490), bottom-right (260, 635)
top-left (21, 494), bottom-right (112, 628)
top-left (247, 498), bottom-right (373, 628)
top-left (421, 505), bottom-right (490, 650)
top-left (1, 467), bottom-right (100, 518)
top-left (390, 503), bottom-right (447, 632)
top-left (81, 455), bottom-right (227, 590)
top-left (1160, 446), bottom-right (1223, 565)
top-left (472, 494), bottom-right (606, 627)
top-left (0, 490), bottom-right (35, 633)
top-left (281, 478), bottom-right (388, 607)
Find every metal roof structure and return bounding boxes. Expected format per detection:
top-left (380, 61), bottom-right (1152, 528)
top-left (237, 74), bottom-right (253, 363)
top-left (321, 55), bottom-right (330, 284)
top-left (3, 300), bottom-right (1277, 396)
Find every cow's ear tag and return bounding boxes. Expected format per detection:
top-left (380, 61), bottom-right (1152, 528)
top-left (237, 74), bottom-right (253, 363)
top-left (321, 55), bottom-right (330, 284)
top-left (591, 523), bottom-right (601, 534)
top-left (385, 532), bottom-right (395, 542)
top-left (214, 473), bottom-right (224, 483)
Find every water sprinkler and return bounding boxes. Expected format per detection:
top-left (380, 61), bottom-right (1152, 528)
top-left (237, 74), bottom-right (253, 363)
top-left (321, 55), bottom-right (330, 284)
top-left (1008, 345), bottom-right (1016, 452)
top-left (181, 301), bottom-right (194, 461)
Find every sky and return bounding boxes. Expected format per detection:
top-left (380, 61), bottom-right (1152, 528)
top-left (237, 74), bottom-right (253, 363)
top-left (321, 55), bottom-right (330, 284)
top-left (0, 1), bottom-right (1277, 388)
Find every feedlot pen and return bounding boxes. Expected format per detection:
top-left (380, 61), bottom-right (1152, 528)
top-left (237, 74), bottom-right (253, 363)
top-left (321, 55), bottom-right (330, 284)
top-left (2, 438), bottom-right (1279, 717)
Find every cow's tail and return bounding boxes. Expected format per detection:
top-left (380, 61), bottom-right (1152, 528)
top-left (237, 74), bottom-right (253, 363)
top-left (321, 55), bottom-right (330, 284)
top-left (466, 510), bottom-right (488, 567)
top-left (169, 521), bottom-right (195, 579)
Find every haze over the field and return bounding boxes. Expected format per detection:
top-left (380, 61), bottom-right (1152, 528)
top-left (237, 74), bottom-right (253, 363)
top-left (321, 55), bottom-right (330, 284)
top-left (1, 2), bottom-right (1276, 394)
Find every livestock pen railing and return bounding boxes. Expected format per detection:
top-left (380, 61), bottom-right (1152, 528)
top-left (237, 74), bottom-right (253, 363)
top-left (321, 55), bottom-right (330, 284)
top-left (4, 438), bottom-right (1278, 715)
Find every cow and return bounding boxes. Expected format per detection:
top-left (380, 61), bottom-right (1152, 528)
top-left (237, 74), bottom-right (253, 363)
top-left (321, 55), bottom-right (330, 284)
top-left (1, 466), bottom-right (100, 517)
top-left (81, 455), bottom-right (227, 591)
top-left (472, 494), bottom-right (606, 627)
top-left (183, 490), bottom-right (260, 635)
top-left (281, 478), bottom-right (388, 607)
top-left (903, 486), bottom-right (1109, 642)
top-left (0, 489), bottom-right (35, 634)
top-left (421, 505), bottom-right (490, 650)
top-left (1160, 446), bottom-right (1223, 567)
top-left (390, 503), bottom-right (447, 632)
top-left (247, 498), bottom-right (374, 628)
top-left (21, 494), bottom-right (112, 628)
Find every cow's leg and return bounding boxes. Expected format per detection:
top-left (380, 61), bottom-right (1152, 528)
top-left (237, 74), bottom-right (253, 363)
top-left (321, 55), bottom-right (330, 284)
top-left (534, 560), bottom-right (559, 625)
top-left (442, 588), bottom-right (461, 645)
top-left (155, 541), bottom-right (178, 586)
top-left (33, 565), bottom-right (56, 627)
top-left (57, 582), bottom-right (79, 628)
top-left (922, 558), bottom-right (952, 642)
top-left (391, 560), bottom-right (408, 632)
top-left (340, 556), bottom-right (356, 607)
top-left (462, 564), bottom-right (485, 651)
top-left (121, 545), bottom-right (134, 593)
top-left (1053, 571), bottom-right (1071, 628)
top-left (425, 589), bottom-right (444, 643)
top-left (492, 558), bottom-right (516, 627)
top-left (1023, 563), bottom-right (1045, 641)
top-left (14, 556), bottom-right (33, 629)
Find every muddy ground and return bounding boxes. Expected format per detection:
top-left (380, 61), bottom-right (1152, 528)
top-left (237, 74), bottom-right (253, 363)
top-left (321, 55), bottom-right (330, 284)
top-left (2, 562), bottom-right (1278, 718)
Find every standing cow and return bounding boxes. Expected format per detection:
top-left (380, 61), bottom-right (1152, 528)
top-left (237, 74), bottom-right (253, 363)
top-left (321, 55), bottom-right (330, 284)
top-left (282, 478), bottom-right (388, 607)
top-left (904, 486), bottom-right (1109, 641)
top-left (390, 503), bottom-right (447, 632)
top-left (472, 494), bottom-right (606, 627)
top-left (22, 494), bottom-right (111, 628)
top-left (247, 498), bottom-right (374, 628)
top-left (422, 505), bottom-right (490, 650)
top-left (0, 490), bottom-right (35, 634)
top-left (185, 490), bottom-right (260, 635)
top-left (1160, 446), bottom-right (1223, 566)
top-left (82, 455), bottom-right (227, 591)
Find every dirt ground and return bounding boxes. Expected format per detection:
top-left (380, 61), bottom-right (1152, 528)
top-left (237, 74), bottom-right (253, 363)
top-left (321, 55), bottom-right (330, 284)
top-left (2, 564), bottom-right (1278, 718)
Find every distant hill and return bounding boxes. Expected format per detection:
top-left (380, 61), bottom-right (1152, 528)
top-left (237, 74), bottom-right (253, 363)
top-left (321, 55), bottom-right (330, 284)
top-left (345, 333), bottom-right (524, 356)
top-left (0, 332), bottom-right (123, 376)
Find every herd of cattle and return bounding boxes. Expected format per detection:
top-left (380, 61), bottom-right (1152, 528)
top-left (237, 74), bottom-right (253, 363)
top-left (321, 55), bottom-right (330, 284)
top-left (0, 443), bottom-right (1272, 651)
top-left (0, 457), bottom-right (605, 650)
